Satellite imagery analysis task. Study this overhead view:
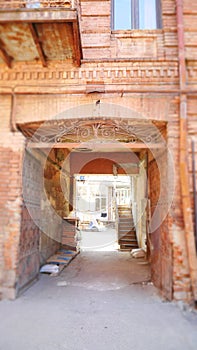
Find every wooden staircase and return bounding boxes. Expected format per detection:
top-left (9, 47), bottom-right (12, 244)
top-left (118, 205), bottom-right (138, 251)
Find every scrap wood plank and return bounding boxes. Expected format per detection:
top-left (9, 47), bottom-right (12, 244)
top-left (46, 249), bottom-right (79, 276)
top-left (58, 249), bottom-right (75, 255)
top-left (47, 256), bottom-right (71, 264)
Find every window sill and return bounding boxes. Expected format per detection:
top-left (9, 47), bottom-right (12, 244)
top-left (111, 29), bottom-right (163, 38)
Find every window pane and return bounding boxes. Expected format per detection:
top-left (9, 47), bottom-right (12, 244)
top-left (95, 198), bottom-right (100, 211)
top-left (101, 198), bottom-right (107, 210)
top-left (139, 0), bottom-right (157, 29)
top-left (114, 0), bottom-right (131, 30)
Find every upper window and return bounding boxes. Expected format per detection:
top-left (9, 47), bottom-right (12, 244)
top-left (112, 0), bottom-right (162, 30)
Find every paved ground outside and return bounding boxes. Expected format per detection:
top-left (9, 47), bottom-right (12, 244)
top-left (0, 251), bottom-right (197, 350)
top-left (79, 228), bottom-right (118, 251)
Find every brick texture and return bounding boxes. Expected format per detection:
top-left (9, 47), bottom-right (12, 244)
top-left (0, 0), bottom-right (196, 303)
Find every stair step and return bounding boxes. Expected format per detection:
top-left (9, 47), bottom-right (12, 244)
top-left (119, 217), bottom-right (132, 220)
top-left (119, 236), bottom-right (136, 240)
top-left (118, 209), bottom-right (131, 212)
top-left (119, 224), bottom-right (134, 227)
top-left (120, 241), bottom-right (138, 245)
top-left (119, 222), bottom-right (135, 225)
top-left (118, 209), bottom-right (132, 213)
top-left (119, 231), bottom-right (137, 235)
top-left (120, 242), bottom-right (138, 246)
top-left (119, 231), bottom-right (136, 236)
top-left (119, 233), bottom-right (137, 238)
top-left (119, 213), bottom-right (131, 215)
top-left (119, 238), bottom-right (138, 244)
top-left (119, 227), bottom-right (135, 230)
top-left (119, 232), bottom-right (136, 236)
top-left (119, 221), bottom-right (135, 227)
top-left (119, 228), bottom-right (135, 232)
top-left (118, 208), bottom-right (131, 211)
top-left (120, 245), bottom-right (138, 249)
top-left (119, 222), bottom-right (134, 226)
top-left (119, 214), bottom-right (133, 216)
top-left (119, 222), bottom-right (134, 225)
top-left (121, 247), bottom-right (138, 250)
top-left (119, 233), bottom-right (137, 237)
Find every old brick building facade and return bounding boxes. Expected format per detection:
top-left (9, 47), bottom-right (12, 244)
top-left (0, 0), bottom-right (197, 305)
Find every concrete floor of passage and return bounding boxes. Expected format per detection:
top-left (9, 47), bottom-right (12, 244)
top-left (0, 251), bottom-right (197, 350)
top-left (59, 251), bottom-right (151, 290)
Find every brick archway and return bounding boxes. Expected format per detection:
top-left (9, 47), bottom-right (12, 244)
top-left (18, 112), bottom-right (173, 300)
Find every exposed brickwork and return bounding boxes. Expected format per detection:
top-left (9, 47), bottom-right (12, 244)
top-left (0, 0), bottom-right (196, 303)
top-left (0, 145), bottom-right (24, 299)
top-left (62, 219), bottom-right (78, 249)
top-left (0, 1), bottom-right (72, 9)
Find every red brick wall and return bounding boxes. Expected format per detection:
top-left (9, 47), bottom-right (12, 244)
top-left (0, 0), bottom-right (196, 302)
top-left (0, 147), bottom-right (24, 299)
top-left (79, 0), bottom-right (177, 61)
top-left (0, 1), bottom-right (72, 8)
top-left (0, 96), bottom-right (25, 299)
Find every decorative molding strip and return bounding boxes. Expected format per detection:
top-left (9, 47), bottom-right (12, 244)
top-left (0, 65), bottom-right (180, 82)
top-left (188, 67), bottom-right (197, 78)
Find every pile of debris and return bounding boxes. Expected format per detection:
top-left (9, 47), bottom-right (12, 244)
top-left (40, 248), bottom-right (78, 276)
top-left (130, 248), bottom-right (146, 259)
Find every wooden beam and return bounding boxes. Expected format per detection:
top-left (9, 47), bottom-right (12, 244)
top-left (72, 21), bottom-right (82, 66)
top-left (0, 39), bottom-right (12, 68)
top-left (0, 9), bottom-right (77, 23)
top-left (29, 23), bottom-right (47, 67)
top-left (27, 142), bottom-right (165, 149)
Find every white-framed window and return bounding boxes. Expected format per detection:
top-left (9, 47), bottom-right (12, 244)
top-left (112, 0), bottom-right (162, 30)
top-left (95, 196), bottom-right (107, 212)
top-left (116, 187), bottom-right (131, 206)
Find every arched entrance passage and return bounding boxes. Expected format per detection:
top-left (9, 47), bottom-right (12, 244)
top-left (18, 110), bottom-right (174, 300)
